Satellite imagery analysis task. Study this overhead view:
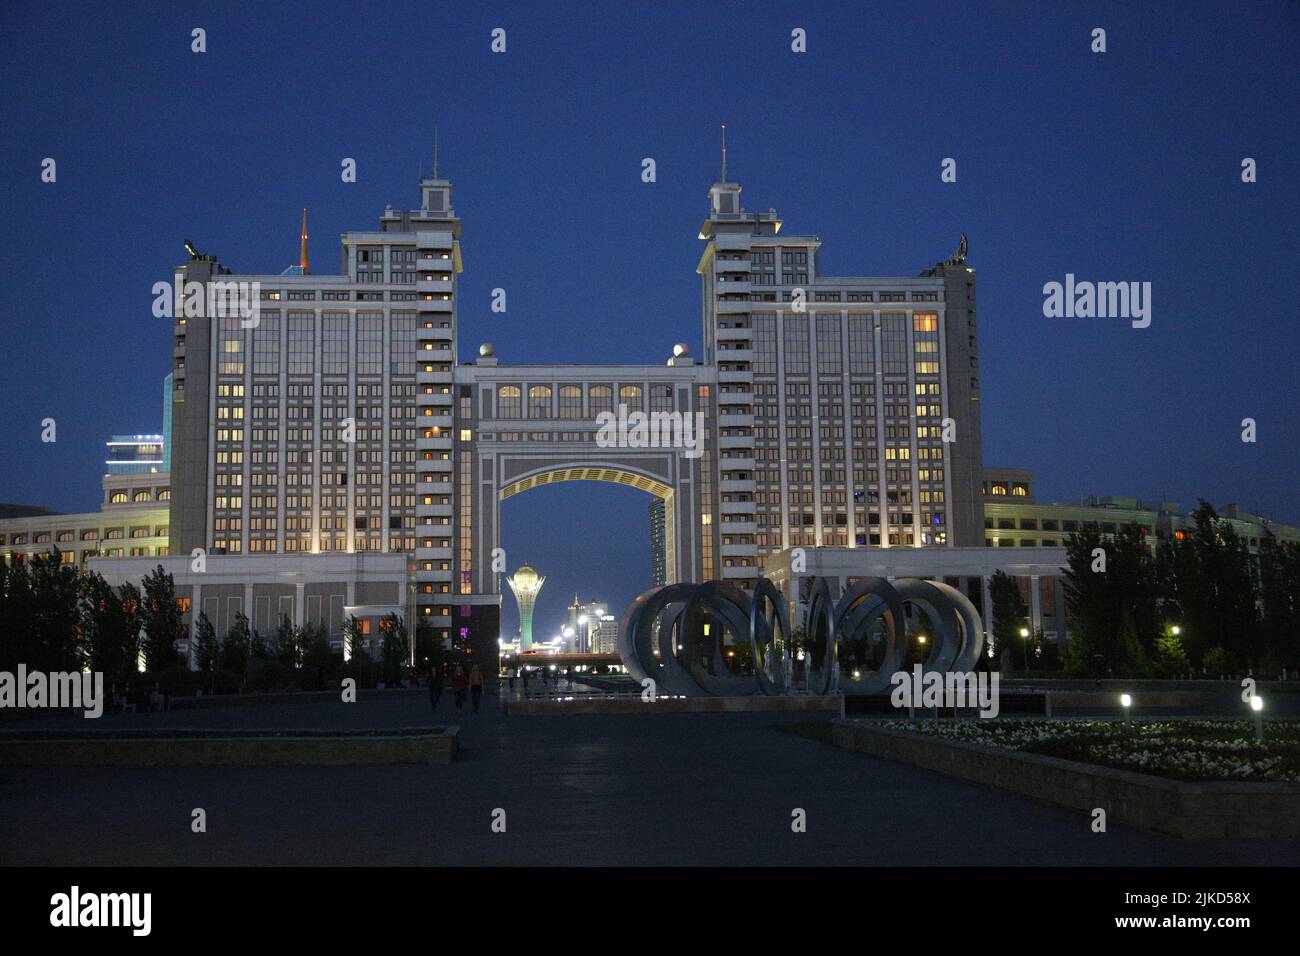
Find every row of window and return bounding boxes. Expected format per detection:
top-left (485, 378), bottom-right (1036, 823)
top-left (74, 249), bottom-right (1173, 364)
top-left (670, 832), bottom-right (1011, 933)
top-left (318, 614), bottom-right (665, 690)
top-left (108, 488), bottom-right (170, 503)
top-left (0, 526), bottom-right (167, 545)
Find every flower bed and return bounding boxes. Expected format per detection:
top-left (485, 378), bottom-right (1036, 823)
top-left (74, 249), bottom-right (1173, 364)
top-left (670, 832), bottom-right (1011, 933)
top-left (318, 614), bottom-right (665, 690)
top-left (873, 719), bottom-right (1300, 783)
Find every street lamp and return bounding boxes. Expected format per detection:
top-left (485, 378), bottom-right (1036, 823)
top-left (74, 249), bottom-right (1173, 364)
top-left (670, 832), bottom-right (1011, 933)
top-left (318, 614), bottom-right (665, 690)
top-left (1170, 625), bottom-right (1181, 636)
top-left (1120, 693), bottom-right (1133, 727)
top-left (1251, 694), bottom-right (1264, 742)
top-left (1019, 627), bottom-right (1031, 672)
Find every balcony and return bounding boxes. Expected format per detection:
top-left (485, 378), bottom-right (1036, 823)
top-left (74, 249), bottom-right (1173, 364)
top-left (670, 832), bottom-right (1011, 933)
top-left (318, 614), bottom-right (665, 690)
top-left (416, 296), bottom-right (454, 312)
top-left (719, 520), bottom-right (757, 535)
top-left (717, 348), bottom-right (752, 362)
top-left (717, 369), bottom-right (752, 383)
top-left (718, 435), bottom-right (752, 450)
top-left (716, 325), bottom-right (752, 341)
top-left (715, 299), bottom-right (752, 315)
top-left (720, 542), bottom-right (755, 558)
top-left (416, 276), bottom-right (453, 294)
top-left (416, 255), bottom-right (455, 272)
top-left (717, 413), bottom-right (754, 428)
top-left (720, 564), bottom-right (756, 580)
top-left (719, 456), bottom-right (755, 471)
top-left (717, 390), bottom-right (754, 406)
top-left (715, 279), bottom-right (751, 296)
top-left (714, 235), bottom-right (751, 252)
top-left (416, 232), bottom-right (454, 251)
top-left (719, 479), bottom-right (756, 493)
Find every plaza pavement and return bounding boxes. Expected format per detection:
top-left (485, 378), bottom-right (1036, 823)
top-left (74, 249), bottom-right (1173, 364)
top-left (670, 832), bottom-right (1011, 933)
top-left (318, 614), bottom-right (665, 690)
top-left (1, 688), bottom-right (1297, 866)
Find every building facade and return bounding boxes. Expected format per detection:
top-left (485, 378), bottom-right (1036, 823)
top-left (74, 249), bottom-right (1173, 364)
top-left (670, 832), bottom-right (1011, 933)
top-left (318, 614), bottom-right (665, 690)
top-left (5, 158), bottom-right (1298, 669)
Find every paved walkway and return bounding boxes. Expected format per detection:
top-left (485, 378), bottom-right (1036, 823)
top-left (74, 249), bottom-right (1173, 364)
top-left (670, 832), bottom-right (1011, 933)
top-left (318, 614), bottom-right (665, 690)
top-left (2, 691), bottom-right (1297, 866)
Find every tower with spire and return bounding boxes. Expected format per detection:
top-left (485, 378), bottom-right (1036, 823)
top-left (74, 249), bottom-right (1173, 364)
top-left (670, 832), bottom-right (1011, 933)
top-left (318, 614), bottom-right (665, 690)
top-left (299, 207), bottom-right (310, 275)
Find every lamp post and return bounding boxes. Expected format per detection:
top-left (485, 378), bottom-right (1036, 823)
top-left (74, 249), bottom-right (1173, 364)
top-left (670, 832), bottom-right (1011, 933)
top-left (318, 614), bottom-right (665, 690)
top-left (1019, 626), bottom-right (1030, 674)
top-left (1120, 693), bottom-right (1133, 727)
top-left (1251, 694), bottom-right (1264, 742)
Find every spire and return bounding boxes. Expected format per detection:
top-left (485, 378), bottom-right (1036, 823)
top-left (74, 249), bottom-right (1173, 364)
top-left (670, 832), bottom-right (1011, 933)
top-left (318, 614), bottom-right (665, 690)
top-left (433, 124), bottom-right (440, 179)
top-left (720, 123), bottom-right (727, 181)
top-left (299, 207), bottom-right (309, 274)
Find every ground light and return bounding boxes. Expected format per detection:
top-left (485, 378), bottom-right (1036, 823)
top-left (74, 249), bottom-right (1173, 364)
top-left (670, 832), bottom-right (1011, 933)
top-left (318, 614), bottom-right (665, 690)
top-left (1251, 694), bottom-right (1264, 742)
top-left (1120, 693), bottom-right (1133, 726)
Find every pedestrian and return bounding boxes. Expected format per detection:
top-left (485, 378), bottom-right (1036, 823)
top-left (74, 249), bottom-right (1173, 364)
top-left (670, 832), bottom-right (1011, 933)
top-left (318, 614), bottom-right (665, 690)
top-left (427, 665), bottom-right (443, 714)
top-left (451, 664), bottom-right (468, 710)
top-left (522, 667), bottom-right (530, 693)
top-left (508, 667), bottom-right (516, 691)
top-left (469, 664), bottom-right (484, 713)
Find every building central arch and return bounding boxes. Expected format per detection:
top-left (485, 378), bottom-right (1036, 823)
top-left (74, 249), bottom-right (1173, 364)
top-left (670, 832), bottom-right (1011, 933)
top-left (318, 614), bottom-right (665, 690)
top-left (499, 463), bottom-right (680, 584)
top-left (441, 356), bottom-right (715, 652)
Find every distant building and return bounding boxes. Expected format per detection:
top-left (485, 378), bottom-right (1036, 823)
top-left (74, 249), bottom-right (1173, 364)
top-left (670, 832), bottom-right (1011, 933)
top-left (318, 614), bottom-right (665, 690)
top-left (592, 614), bottom-right (619, 655)
top-left (566, 596), bottom-right (610, 653)
top-left (106, 435), bottom-right (166, 476)
top-left (649, 499), bottom-right (666, 586)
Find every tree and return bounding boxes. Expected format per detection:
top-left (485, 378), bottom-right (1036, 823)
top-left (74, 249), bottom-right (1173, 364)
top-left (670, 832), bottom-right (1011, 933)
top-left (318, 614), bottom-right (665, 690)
top-left (1258, 532), bottom-right (1300, 674)
top-left (1157, 502), bottom-right (1260, 670)
top-left (0, 554), bottom-right (36, 673)
top-left (300, 621), bottom-right (335, 673)
top-left (344, 615), bottom-right (369, 663)
top-left (381, 613), bottom-right (410, 673)
top-left (140, 565), bottom-right (184, 672)
top-left (27, 548), bottom-right (82, 672)
top-left (219, 612), bottom-right (251, 679)
top-left (1154, 630), bottom-right (1190, 678)
top-left (1063, 522), bottom-right (1157, 677)
top-left (79, 571), bottom-right (140, 681)
top-left (193, 612), bottom-right (220, 674)
top-left (273, 615), bottom-right (300, 668)
top-left (989, 570), bottom-right (1028, 671)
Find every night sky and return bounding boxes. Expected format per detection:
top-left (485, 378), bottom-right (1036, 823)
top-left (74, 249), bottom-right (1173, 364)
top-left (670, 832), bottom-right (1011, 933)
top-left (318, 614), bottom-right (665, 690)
top-left (1, 1), bottom-right (1296, 641)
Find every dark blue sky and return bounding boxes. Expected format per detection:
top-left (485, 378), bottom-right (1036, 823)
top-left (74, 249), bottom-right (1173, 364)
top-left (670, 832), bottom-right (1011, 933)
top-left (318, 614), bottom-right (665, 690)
top-left (2, 1), bottom-right (1297, 639)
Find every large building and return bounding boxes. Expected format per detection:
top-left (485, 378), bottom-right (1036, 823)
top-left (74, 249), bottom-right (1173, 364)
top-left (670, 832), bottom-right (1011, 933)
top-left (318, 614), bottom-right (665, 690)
top-left (696, 179), bottom-right (984, 593)
top-left (4, 152), bottom-right (1299, 668)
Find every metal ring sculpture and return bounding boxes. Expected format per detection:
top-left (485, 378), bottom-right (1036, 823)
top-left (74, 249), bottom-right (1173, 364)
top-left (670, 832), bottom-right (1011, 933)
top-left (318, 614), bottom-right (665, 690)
top-left (620, 576), bottom-right (983, 697)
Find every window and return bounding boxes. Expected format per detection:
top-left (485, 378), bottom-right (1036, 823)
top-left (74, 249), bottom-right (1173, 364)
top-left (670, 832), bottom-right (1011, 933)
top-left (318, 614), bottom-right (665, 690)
top-left (816, 315), bottom-right (841, 375)
top-left (589, 385), bottom-right (613, 415)
top-left (253, 314), bottom-right (280, 374)
top-left (783, 317), bottom-right (809, 374)
top-left (618, 384), bottom-right (642, 409)
top-left (357, 312), bottom-right (383, 375)
top-left (527, 385), bottom-right (552, 418)
top-left (497, 385), bottom-right (522, 417)
top-left (322, 312), bottom-right (349, 375)
top-left (558, 385), bottom-right (582, 419)
top-left (288, 313), bottom-right (314, 375)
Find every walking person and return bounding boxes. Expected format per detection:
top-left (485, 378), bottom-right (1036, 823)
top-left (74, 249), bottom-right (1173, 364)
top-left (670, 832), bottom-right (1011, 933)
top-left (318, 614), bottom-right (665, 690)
top-left (469, 664), bottom-right (484, 714)
top-left (451, 664), bottom-right (468, 710)
top-left (521, 667), bottom-right (530, 695)
top-left (427, 665), bottom-right (444, 714)
top-left (507, 666), bottom-right (517, 692)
